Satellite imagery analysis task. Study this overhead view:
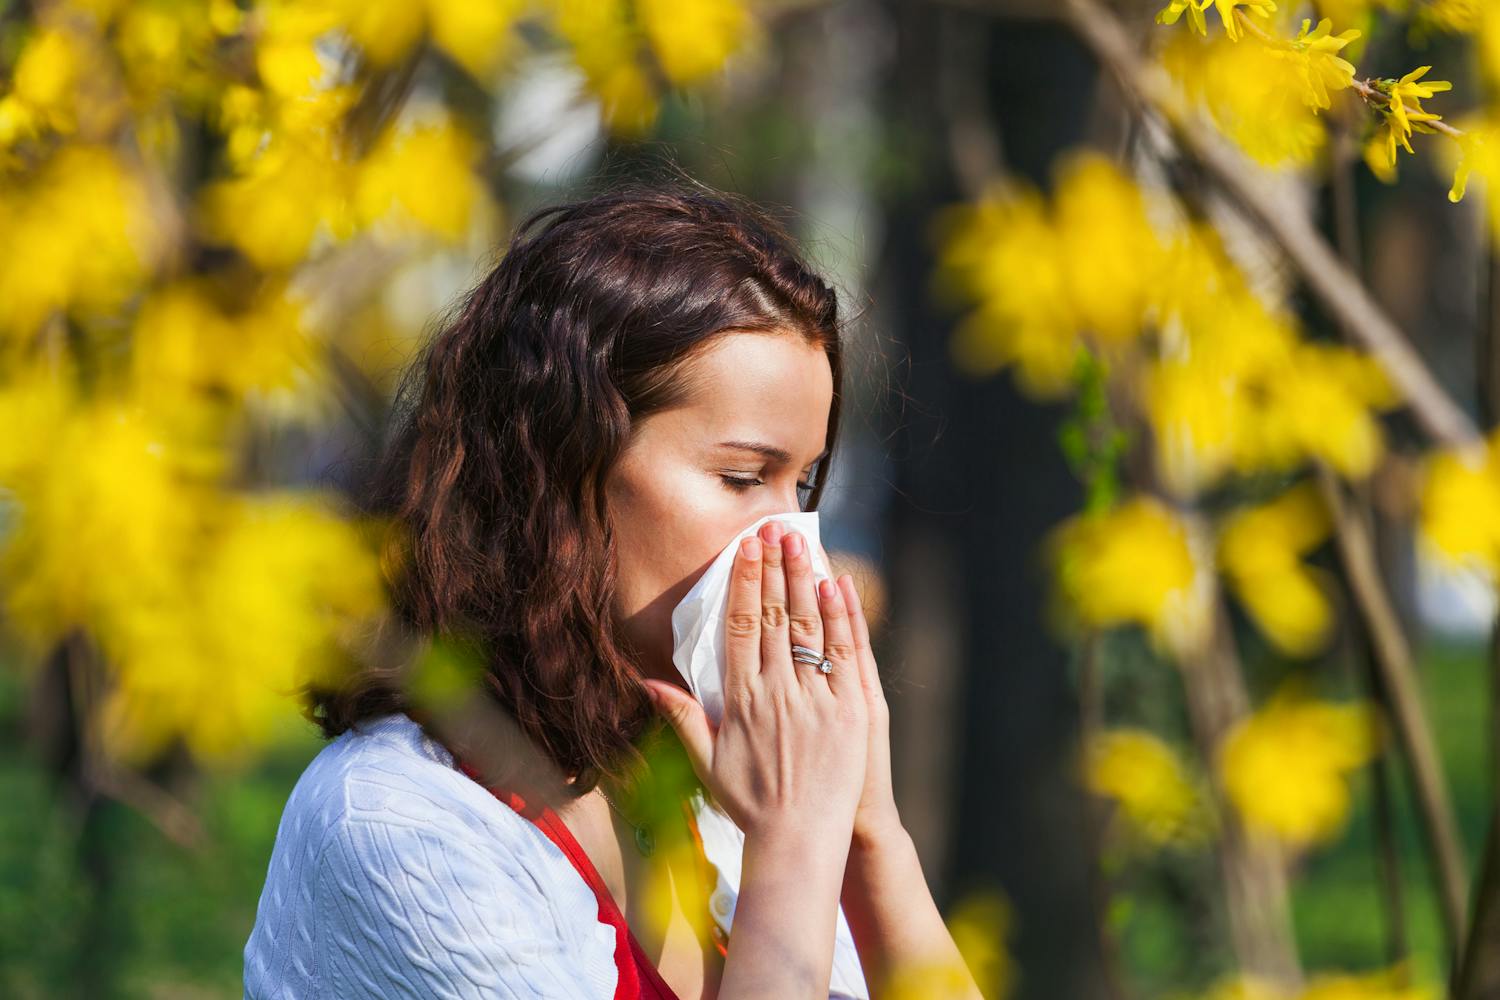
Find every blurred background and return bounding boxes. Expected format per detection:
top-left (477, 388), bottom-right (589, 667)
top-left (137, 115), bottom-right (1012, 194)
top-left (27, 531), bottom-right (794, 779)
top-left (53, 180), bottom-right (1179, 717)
top-left (6, 0), bottom-right (1500, 997)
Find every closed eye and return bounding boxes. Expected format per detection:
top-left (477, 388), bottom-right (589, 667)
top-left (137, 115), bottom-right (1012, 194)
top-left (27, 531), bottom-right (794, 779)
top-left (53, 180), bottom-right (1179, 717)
top-left (719, 475), bottom-right (815, 492)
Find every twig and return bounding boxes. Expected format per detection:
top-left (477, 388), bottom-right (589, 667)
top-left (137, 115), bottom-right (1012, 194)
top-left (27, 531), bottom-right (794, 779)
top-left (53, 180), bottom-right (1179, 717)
top-left (1325, 134), bottom-right (1411, 973)
top-left (1059, 0), bottom-right (1481, 453)
top-left (1315, 464), bottom-right (1469, 961)
top-left (1179, 593), bottom-right (1303, 988)
top-left (1452, 157), bottom-right (1500, 1000)
top-left (1231, 8), bottom-right (1465, 142)
top-left (1349, 78), bottom-right (1466, 141)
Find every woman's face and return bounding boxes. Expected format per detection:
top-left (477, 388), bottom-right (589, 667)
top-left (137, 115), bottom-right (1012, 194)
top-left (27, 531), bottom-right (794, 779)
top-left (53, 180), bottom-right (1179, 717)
top-left (604, 330), bottom-right (833, 685)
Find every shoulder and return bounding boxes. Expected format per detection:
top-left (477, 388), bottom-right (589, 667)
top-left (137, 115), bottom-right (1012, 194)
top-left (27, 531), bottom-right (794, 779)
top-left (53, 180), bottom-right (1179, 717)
top-left (245, 713), bottom-right (618, 999)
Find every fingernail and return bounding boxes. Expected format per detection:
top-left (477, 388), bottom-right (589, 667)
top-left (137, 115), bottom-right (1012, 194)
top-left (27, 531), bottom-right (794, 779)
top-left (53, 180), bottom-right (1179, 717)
top-left (785, 531), bottom-right (803, 556)
top-left (762, 521), bottom-right (784, 544)
top-left (819, 579), bottom-right (837, 601)
top-left (741, 537), bottom-right (761, 559)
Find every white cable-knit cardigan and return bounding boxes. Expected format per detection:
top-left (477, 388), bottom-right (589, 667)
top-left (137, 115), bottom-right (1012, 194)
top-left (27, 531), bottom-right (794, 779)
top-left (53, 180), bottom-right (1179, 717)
top-left (242, 712), bottom-right (869, 999)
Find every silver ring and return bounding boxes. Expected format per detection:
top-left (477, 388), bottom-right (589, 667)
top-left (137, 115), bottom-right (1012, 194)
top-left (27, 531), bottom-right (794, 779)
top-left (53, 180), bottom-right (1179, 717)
top-left (790, 644), bottom-right (834, 675)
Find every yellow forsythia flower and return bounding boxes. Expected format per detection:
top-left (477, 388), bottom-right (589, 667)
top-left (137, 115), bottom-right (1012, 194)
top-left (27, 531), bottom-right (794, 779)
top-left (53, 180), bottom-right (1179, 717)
top-left (131, 280), bottom-right (327, 405)
top-left (1414, 0), bottom-right (1481, 35)
top-left (198, 133), bottom-right (356, 268)
top-left (1385, 66), bottom-right (1451, 140)
top-left (1190, 961), bottom-right (1435, 1000)
top-left (1418, 429), bottom-right (1500, 580)
top-left (1084, 728), bottom-right (1208, 847)
top-left (888, 891), bottom-right (1015, 1000)
top-left (3, 21), bottom-right (125, 141)
top-left (1219, 676), bottom-right (1381, 849)
top-left (256, 0), bottom-right (525, 80)
top-left (637, 0), bottom-right (756, 86)
top-left (1218, 481), bottom-right (1334, 657)
top-left (95, 492), bottom-right (388, 765)
top-left (0, 145), bottom-right (164, 337)
top-left (933, 153), bottom-right (1162, 396)
top-left (1191, 970), bottom-right (1289, 1000)
top-left (0, 396), bottom-right (226, 657)
top-left (1202, 0), bottom-right (1279, 41)
top-left (1443, 118), bottom-right (1500, 249)
top-left (1047, 496), bottom-right (1213, 658)
top-left (1144, 283), bottom-right (1395, 496)
top-left (1298, 961), bottom-right (1437, 1000)
top-left (1157, 0), bottom-right (1209, 35)
top-left (1288, 18), bottom-right (1360, 110)
top-left (355, 117), bottom-right (490, 240)
top-left (546, 0), bottom-right (753, 136)
top-left (1483, 4), bottom-right (1500, 91)
top-left (426, 0), bottom-right (527, 79)
top-left (548, 0), bottom-right (660, 137)
top-left (933, 183), bottom-right (1081, 397)
top-left (1052, 152), bottom-right (1164, 347)
top-left (1159, 29), bottom-right (1327, 168)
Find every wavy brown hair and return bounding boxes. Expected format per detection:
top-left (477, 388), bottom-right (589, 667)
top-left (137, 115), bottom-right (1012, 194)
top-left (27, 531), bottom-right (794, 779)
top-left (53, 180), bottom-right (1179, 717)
top-left (306, 179), bottom-right (846, 793)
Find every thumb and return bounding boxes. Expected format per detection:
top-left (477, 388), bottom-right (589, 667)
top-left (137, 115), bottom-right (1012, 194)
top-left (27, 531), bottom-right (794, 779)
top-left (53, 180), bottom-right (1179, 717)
top-left (642, 679), bottom-right (714, 778)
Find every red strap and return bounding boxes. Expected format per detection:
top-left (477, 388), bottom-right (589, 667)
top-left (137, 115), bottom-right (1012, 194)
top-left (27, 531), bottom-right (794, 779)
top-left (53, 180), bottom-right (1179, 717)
top-left (455, 761), bottom-right (681, 1000)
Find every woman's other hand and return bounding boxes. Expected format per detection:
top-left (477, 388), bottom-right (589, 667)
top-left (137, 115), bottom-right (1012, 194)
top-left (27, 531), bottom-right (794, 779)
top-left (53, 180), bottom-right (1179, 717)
top-left (834, 571), bottom-right (903, 849)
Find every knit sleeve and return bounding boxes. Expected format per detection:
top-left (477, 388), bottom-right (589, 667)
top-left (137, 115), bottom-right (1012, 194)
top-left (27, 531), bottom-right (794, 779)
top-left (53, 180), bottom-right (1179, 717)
top-left (316, 812), bottom-right (618, 1000)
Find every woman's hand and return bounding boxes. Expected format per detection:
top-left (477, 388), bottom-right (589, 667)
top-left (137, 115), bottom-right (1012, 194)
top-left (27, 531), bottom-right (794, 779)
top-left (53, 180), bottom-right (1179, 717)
top-left (833, 572), bottom-right (904, 850)
top-left (643, 520), bottom-right (869, 846)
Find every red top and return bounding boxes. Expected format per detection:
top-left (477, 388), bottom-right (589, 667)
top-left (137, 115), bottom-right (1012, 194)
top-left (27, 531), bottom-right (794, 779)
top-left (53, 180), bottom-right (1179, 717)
top-left (456, 760), bottom-right (718, 1000)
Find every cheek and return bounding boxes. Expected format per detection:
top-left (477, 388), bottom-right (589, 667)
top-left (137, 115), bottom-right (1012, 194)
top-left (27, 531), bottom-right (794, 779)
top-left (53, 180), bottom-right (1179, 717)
top-left (608, 467), bottom-right (750, 615)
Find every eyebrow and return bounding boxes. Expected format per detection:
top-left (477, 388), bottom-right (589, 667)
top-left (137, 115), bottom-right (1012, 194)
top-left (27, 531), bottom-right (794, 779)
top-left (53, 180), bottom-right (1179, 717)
top-left (716, 440), bottom-right (830, 466)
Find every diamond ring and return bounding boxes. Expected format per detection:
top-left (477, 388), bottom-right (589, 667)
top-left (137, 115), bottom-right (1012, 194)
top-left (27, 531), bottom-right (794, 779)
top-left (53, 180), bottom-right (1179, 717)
top-left (790, 643), bottom-right (834, 675)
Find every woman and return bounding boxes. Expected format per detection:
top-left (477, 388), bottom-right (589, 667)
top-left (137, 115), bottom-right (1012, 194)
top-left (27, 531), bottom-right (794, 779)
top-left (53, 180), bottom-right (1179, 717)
top-left (242, 180), bottom-right (982, 999)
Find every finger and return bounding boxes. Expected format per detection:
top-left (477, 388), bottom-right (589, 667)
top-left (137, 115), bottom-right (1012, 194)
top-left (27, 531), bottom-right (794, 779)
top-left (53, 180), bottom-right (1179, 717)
top-left (839, 574), bottom-right (886, 704)
top-left (723, 535), bottom-right (763, 700)
top-left (815, 576), bottom-right (861, 700)
top-left (758, 520), bottom-right (793, 683)
top-left (781, 529), bottom-right (826, 691)
top-left (643, 680), bottom-right (714, 779)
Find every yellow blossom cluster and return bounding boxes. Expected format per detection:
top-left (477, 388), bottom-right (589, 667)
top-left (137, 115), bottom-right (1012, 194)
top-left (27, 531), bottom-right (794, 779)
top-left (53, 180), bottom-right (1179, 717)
top-left (552, 0), bottom-right (760, 137)
top-left (1194, 960), bottom-right (1434, 1000)
top-left (933, 152), bottom-right (1399, 499)
top-left (0, 0), bottom-right (766, 768)
top-left (1362, 66), bottom-right (1453, 183)
top-left (1156, 0), bottom-right (1361, 168)
top-left (1046, 481), bottom-right (1340, 664)
top-left (0, 358), bottom-right (388, 765)
top-left (933, 154), bottom-right (1161, 395)
top-left (1046, 495), bottom-right (1214, 659)
top-left (1152, 0), bottom-right (1476, 200)
top-left (0, 144), bottom-right (165, 342)
top-left (1217, 482), bottom-right (1336, 658)
top-left (1219, 675), bottom-right (1381, 849)
top-left (1083, 727), bottom-right (1210, 848)
top-left (1418, 428), bottom-right (1500, 582)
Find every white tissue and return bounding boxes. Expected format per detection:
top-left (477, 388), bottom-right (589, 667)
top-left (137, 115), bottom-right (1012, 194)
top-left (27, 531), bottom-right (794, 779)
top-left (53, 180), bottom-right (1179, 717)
top-left (667, 509), bottom-right (870, 1000)
top-left (670, 510), bottom-right (835, 727)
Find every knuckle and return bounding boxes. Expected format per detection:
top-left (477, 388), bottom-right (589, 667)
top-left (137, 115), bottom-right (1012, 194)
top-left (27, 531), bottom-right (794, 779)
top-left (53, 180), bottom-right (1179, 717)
top-left (729, 684), bottom-right (756, 717)
top-left (726, 612), bottom-right (761, 638)
top-left (824, 638), bottom-right (857, 662)
top-left (788, 611), bottom-right (823, 635)
top-left (761, 602), bottom-right (788, 630)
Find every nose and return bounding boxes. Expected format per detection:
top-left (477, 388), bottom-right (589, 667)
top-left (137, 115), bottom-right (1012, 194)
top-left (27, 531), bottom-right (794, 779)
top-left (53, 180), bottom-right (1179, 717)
top-left (766, 484), bottom-right (803, 519)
